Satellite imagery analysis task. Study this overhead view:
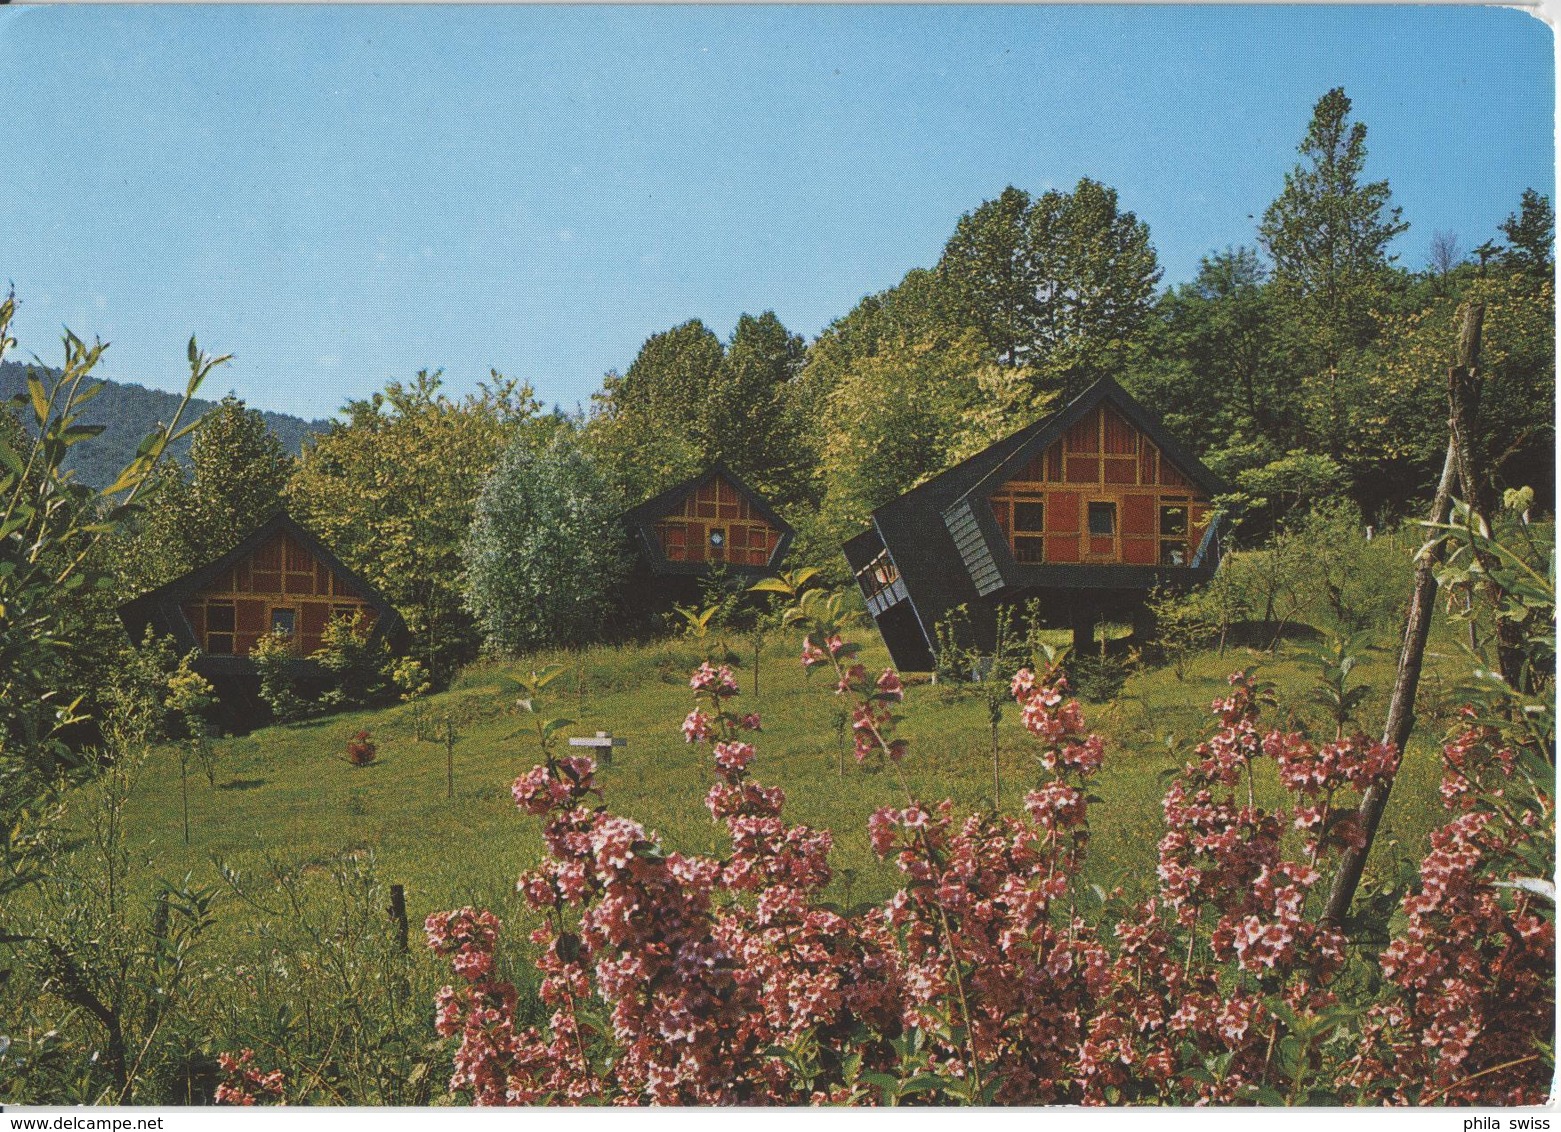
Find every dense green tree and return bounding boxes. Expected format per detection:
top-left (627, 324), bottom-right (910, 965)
top-left (1497, 188), bottom-right (1555, 278)
top-left (1126, 248), bottom-right (1291, 456)
top-left (719, 312), bottom-right (810, 503)
top-left (938, 178), bottom-right (1162, 397)
top-left (286, 370), bottom-right (545, 681)
top-left (589, 313), bottom-right (811, 509)
top-left (1258, 88), bottom-right (1409, 456)
top-left (936, 186), bottom-right (1036, 366)
top-left (465, 429), bottom-right (629, 653)
top-left (810, 331), bottom-right (1047, 553)
top-left (116, 394), bottom-right (293, 592)
top-left (1356, 270), bottom-right (1555, 515)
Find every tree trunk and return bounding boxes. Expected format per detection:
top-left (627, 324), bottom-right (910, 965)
top-left (1321, 440), bottom-right (1457, 927)
top-left (1445, 303), bottom-right (1524, 689)
top-left (388, 883), bottom-right (409, 952)
top-left (991, 720), bottom-right (1001, 811)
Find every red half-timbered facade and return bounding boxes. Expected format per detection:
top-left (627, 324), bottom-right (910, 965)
top-left (180, 529), bottom-right (379, 660)
top-left (118, 511), bottom-right (405, 686)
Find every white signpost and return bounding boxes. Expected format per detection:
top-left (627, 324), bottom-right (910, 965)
top-left (568, 730), bottom-right (628, 766)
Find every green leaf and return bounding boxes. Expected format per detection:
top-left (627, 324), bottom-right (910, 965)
top-left (542, 718), bottom-right (576, 742)
top-left (26, 373), bottom-right (48, 427)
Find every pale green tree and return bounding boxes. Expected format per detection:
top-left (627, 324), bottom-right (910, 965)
top-left (465, 430), bottom-right (630, 653)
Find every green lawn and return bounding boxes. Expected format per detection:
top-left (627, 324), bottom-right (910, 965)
top-left (72, 623), bottom-right (1462, 954)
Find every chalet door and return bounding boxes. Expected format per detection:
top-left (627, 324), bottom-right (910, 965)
top-left (707, 526), bottom-right (727, 563)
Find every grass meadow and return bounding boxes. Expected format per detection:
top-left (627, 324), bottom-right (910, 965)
top-left (69, 616), bottom-right (1464, 957)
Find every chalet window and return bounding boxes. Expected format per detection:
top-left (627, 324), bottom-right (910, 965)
top-left (1010, 499), bottom-right (1045, 564)
top-left (1013, 536), bottom-right (1044, 564)
top-left (856, 548), bottom-right (900, 601)
top-left (1088, 502), bottom-right (1117, 536)
top-left (1160, 504), bottom-right (1189, 566)
top-left (207, 601), bottom-right (235, 655)
top-left (270, 607), bottom-right (296, 636)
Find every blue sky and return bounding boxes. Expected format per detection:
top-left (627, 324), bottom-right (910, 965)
top-left (0, 5), bottom-right (1552, 420)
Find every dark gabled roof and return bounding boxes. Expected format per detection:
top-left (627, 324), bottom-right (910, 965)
top-left (853, 411), bottom-right (1048, 666)
top-left (117, 510), bottom-right (406, 657)
top-left (623, 462), bottom-right (795, 577)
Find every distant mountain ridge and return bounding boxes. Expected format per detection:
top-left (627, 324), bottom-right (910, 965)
top-left (0, 359), bottom-right (329, 488)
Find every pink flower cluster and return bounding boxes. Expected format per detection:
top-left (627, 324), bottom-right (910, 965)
top-left (429, 659), bottom-right (897, 1104)
top-left (1078, 670), bottom-right (1353, 1104)
top-left (1346, 720), bottom-right (1554, 1105)
top-left (512, 756), bottom-right (600, 815)
top-left (214, 1049), bottom-right (286, 1106)
top-left (689, 662), bottom-right (740, 698)
top-left (800, 633), bottom-right (849, 669)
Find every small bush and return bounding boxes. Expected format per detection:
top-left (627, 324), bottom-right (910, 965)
top-left (344, 731), bottom-right (377, 767)
top-left (252, 630), bottom-right (311, 724)
top-left (313, 612), bottom-right (392, 709)
top-left (1069, 648), bottom-right (1137, 702)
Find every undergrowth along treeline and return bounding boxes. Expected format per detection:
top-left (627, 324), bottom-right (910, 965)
top-left (406, 517), bottom-right (1553, 1106)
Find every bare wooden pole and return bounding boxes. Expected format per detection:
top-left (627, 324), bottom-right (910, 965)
top-left (388, 883), bottom-right (409, 952)
top-left (1446, 304), bottom-right (1525, 689)
top-left (1323, 302), bottom-right (1483, 927)
top-left (1322, 440), bottom-right (1457, 926)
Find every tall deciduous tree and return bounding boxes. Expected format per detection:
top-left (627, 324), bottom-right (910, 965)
top-left (118, 394), bottom-right (294, 592)
top-left (286, 370), bottom-right (543, 681)
top-left (810, 331), bottom-right (1046, 553)
top-left (937, 186), bottom-right (1036, 367)
top-left (1126, 247), bottom-right (1294, 462)
top-left (465, 429), bottom-right (629, 653)
top-left (589, 313), bottom-right (809, 509)
top-left (1259, 88), bottom-right (1408, 456)
top-left (937, 178), bottom-right (1162, 396)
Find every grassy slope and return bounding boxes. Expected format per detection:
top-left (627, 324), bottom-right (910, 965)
top-left (88, 626), bottom-right (1462, 953)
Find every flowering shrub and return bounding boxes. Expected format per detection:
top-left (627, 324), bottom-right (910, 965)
top-left (1343, 712), bottom-right (1555, 1105)
top-left (214, 1048), bottom-right (286, 1105)
top-left (427, 605), bottom-right (1553, 1106)
top-left (345, 730), bottom-right (377, 767)
top-left (866, 664), bottom-right (1107, 1104)
top-left (1076, 671), bottom-right (1393, 1105)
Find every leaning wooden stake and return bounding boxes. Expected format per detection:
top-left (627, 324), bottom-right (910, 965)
top-left (443, 718), bottom-right (456, 800)
top-left (1323, 302), bottom-right (1482, 927)
top-left (388, 883), bottom-right (409, 952)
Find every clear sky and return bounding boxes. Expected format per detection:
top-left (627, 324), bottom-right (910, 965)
top-left (0, 4), bottom-right (1552, 420)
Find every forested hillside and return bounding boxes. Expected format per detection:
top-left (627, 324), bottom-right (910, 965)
top-left (0, 359), bottom-right (325, 487)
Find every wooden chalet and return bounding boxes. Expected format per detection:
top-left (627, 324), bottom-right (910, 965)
top-left (843, 378), bottom-right (1226, 672)
top-left (622, 464), bottom-right (794, 607)
top-left (118, 511), bottom-right (406, 722)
